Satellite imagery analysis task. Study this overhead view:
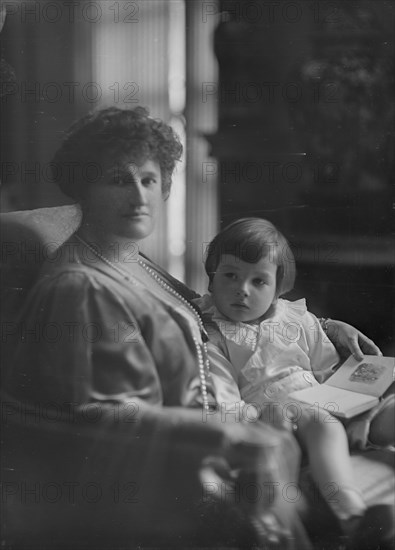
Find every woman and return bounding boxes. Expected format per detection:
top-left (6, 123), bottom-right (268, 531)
top-left (5, 107), bottom-right (383, 549)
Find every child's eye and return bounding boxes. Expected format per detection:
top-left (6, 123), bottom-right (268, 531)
top-left (253, 278), bottom-right (266, 286)
top-left (224, 272), bottom-right (237, 280)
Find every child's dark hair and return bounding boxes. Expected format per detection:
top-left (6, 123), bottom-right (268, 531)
top-left (51, 106), bottom-right (183, 200)
top-left (205, 218), bottom-right (296, 297)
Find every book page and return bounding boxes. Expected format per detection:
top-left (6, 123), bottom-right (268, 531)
top-left (326, 355), bottom-right (395, 397)
top-left (288, 384), bottom-right (379, 418)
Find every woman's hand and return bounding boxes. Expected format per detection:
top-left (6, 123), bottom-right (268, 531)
top-left (325, 319), bottom-right (382, 360)
top-left (198, 416), bottom-right (300, 548)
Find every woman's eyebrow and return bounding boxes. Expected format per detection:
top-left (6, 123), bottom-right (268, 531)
top-left (141, 170), bottom-right (160, 177)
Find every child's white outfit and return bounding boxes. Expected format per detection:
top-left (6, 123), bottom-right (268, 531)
top-left (196, 294), bottom-right (391, 450)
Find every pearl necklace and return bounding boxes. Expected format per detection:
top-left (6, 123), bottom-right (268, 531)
top-left (75, 234), bottom-right (211, 411)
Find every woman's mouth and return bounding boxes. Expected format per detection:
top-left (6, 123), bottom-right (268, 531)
top-left (123, 211), bottom-right (148, 218)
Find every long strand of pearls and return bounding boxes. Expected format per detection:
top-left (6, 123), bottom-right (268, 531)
top-left (75, 234), bottom-right (210, 411)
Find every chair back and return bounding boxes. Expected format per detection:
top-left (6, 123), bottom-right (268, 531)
top-left (1, 204), bottom-right (81, 320)
top-left (1, 204), bottom-right (82, 292)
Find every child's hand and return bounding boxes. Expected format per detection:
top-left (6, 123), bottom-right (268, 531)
top-left (324, 319), bottom-right (382, 361)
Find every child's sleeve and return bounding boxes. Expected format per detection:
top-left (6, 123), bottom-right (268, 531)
top-left (302, 310), bottom-right (341, 382)
top-left (196, 294), bottom-right (251, 415)
top-left (207, 339), bottom-right (244, 407)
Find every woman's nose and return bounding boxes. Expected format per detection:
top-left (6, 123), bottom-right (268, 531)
top-left (128, 180), bottom-right (147, 204)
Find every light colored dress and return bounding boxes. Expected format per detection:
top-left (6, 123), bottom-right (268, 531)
top-left (196, 295), bottom-right (340, 407)
top-left (197, 294), bottom-right (392, 450)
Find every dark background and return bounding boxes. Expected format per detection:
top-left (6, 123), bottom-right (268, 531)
top-left (207, 0), bottom-right (394, 354)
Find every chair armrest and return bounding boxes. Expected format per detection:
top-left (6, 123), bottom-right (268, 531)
top-left (1, 396), bottom-right (307, 549)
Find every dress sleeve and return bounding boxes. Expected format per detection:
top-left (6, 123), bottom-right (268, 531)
top-left (10, 271), bottom-right (160, 404)
top-left (8, 270), bottom-right (221, 442)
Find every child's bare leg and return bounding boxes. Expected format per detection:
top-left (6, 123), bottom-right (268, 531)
top-left (295, 406), bottom-right (366, 522)
top-left (290, 404), bottom-right (395, 548)
top-left (368, 396), bottom-right (395, 447)
top-left (368, 385), bottom-right (395, 447)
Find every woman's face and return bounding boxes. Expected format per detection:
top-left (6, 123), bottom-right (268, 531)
top-left (82, 158), bottom-right (163, 242)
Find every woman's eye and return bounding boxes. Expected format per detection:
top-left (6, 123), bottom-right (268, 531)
top-left (142, 177), bottom-right (157, 186)
top-left (224, 273), bottom-right (237, 280)
top-left (111, 173), bottom-right (134, 186)
top-left (112, 177), bottom-right (125, 186)
top-left (110, 176), bottom-right (123, 186)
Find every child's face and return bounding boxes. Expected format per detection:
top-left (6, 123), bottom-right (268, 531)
top-left (211, 254), bottom-right (277, 323)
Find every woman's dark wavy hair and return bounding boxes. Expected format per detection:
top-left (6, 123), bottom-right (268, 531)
top-left (205, 218), bottom-right (296, 298)
top-left (51, 106), bottom-right (183, 200)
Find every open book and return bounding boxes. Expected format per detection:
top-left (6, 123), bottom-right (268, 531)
top-left (289, 355), bottom-right (395, 419)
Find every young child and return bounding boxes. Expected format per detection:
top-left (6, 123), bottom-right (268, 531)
top-left (196, 217), bottom-right (394, 546)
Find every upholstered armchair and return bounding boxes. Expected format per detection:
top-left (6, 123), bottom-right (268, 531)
top-left (1, 206), bottom-right (394, 549)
